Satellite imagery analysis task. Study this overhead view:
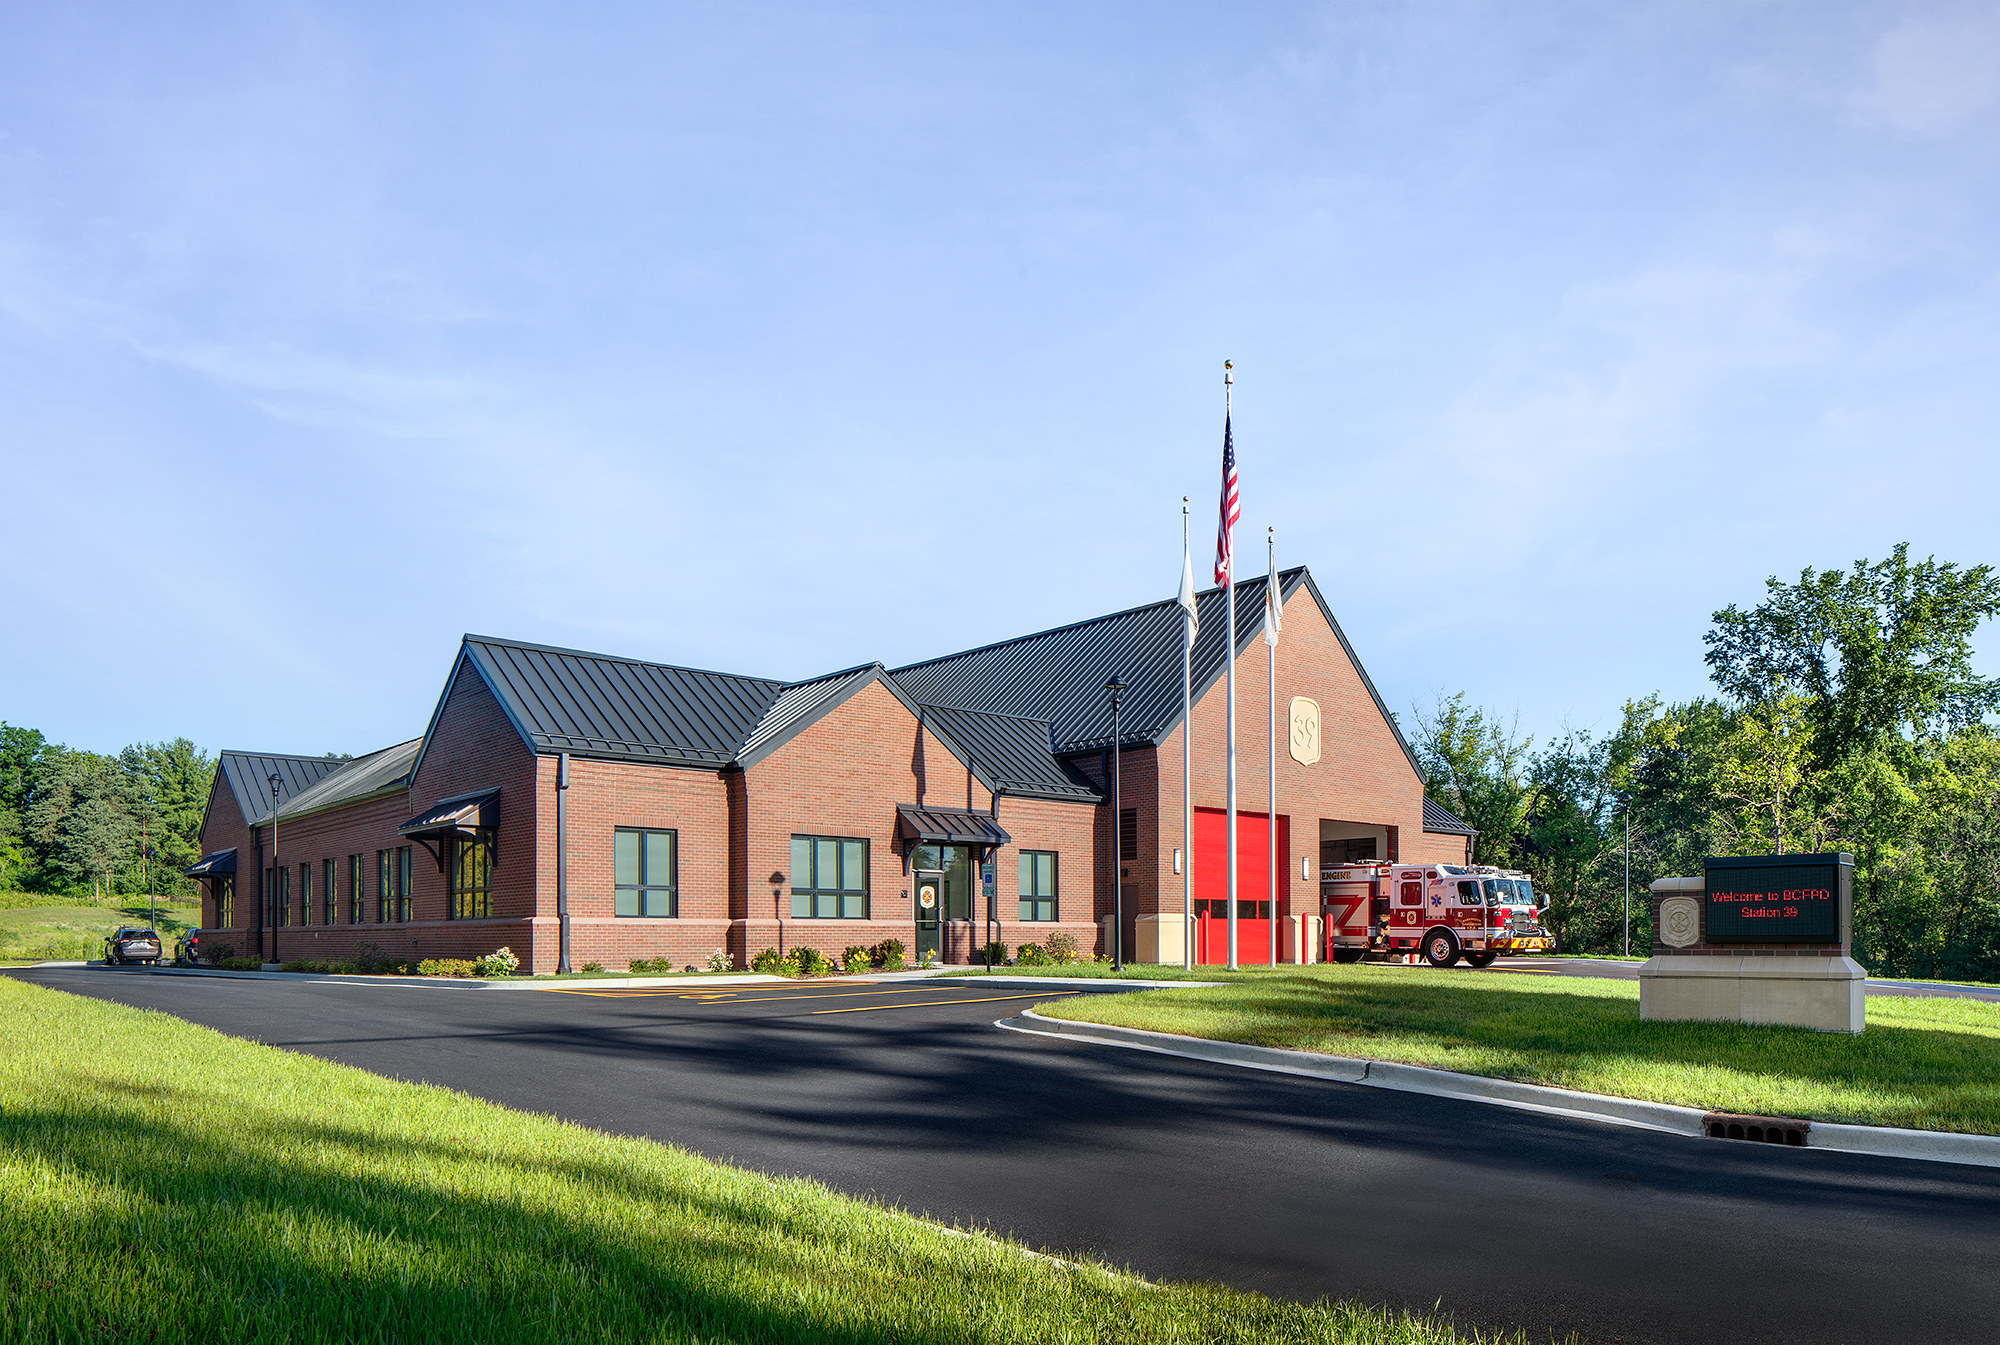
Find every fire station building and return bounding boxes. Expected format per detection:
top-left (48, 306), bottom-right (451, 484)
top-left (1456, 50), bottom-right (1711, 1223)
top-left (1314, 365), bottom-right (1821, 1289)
top-left (187, 566), bottom-right (1475, 972)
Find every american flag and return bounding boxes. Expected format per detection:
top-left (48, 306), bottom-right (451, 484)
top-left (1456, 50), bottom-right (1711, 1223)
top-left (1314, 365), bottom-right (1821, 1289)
top-left (1213, 415), bottom-right (1239, 585)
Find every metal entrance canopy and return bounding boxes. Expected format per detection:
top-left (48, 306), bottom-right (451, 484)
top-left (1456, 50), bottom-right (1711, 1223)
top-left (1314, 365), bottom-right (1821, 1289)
top-left (399, 788), bottom-right (500, 871)
top-left (184, 848), bottom-right (237, 877)
top-left (895, 805), bottom-right (1011, 849)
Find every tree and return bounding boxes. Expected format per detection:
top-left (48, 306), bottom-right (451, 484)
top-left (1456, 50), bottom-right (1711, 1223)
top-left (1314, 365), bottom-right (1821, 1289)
top-left (118, 739), bottom-right (215, 898)
top-left (1705, 544), bottom-right (2000, 768)
top-left (23, 751), bottom-right (137, 900)
top-left (1410, 693), bottom-right (1531, 867)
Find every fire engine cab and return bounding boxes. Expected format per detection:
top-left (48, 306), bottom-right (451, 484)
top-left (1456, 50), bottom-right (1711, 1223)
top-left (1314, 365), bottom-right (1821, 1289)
top-left (1320, 862), bottom-right (1553, 967)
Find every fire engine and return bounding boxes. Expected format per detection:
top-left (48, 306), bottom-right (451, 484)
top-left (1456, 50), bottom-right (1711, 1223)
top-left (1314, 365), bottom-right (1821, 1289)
top-left (1320, 862), bottom-right (1553, 967)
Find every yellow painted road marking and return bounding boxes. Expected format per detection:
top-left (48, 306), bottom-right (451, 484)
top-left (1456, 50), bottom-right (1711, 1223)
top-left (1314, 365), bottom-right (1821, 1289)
top-left (1491, 968), bottom-right (1564, 974)
top-left (541, 985), bottom-right (998, 1004)
top-left (811, 991), bottom-right (1079, 1015)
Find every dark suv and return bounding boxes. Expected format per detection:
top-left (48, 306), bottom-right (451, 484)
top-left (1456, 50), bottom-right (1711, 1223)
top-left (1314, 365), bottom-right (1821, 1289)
top-left (102, 927), bottom-right (163, 966)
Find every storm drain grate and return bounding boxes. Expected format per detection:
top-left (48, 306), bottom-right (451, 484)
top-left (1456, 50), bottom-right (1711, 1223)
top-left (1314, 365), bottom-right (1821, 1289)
top-left (1704, 1111), bottom-right (1810, 1147)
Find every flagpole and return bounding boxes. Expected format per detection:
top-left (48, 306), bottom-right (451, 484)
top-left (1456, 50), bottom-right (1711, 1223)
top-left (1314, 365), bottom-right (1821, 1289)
top-left (1224, 362), bottom-right (1238, 973)
top-left (1183, 497), bottom-right (1194, 971)
top-left (1268, 527), bottom-right (1278, 968)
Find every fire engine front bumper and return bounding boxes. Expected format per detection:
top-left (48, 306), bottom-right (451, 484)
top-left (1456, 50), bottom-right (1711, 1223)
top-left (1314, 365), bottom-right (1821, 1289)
top-left (1493, 936), bottom-right (1552, 952)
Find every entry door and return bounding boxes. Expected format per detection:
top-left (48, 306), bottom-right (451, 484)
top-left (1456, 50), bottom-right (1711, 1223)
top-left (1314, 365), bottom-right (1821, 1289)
top-left (914, 869), bottom-right (943, 963)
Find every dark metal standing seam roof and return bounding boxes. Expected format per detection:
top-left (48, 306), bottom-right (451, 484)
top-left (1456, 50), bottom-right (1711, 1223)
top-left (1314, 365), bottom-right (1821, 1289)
top-left (736, 665), bottom-right (878, 766)
top-left (889, 567), bottom-right (1419, 777)
top-left (275, 738), bottom-right (421, 822)
top-left (912, 702), bottom-right (1102, 803)
top-left (1423, 798), bottom-right (1480, 836)
top-left (217, 752), bottom-right (350, 826)
top-left (460, 636), bottom-right (785, 767)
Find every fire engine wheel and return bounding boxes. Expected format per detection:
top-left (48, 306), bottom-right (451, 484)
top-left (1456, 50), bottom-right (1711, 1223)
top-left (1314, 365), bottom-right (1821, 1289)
top-left (1423, 932), bottom-right (1461, 968)
top-left (1330, 948), bottom-right (1365, 964)
top-left (1463, 949), bottom-right (1499, 968)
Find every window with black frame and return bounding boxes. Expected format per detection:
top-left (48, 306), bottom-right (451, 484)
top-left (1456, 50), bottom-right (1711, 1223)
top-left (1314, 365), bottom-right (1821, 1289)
top-left (299, 863), bottom-right (311, 927)
top-left (376, 850), bottom-right (391, 922)
top-left (790, 835), bottom-right (868, 918)
top-left (450, 836), bottom-right (491, 919)
top-left (323, 859), bottom-right (336, 925)
top-left (1019, 850), bottom-right (1057, 921)
top-left (217, 874), bottom-right (233, 928)
top-left (614, 828), bottom-right (677, 917)
top-left (348, 853), bottom-right (363, 923)
top-left (274, 866), bottom-right (291, 926)
top-left (396, 847), bottom-right (412, 921)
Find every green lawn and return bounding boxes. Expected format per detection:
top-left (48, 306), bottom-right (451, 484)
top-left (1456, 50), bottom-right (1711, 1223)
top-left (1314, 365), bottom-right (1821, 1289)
top-left (0, 898), bottom-right (200, 964)
top-left (1032, 964), bottom-right (2000, 1135)
top-left (0, 977), bottom-right (1569, 1345)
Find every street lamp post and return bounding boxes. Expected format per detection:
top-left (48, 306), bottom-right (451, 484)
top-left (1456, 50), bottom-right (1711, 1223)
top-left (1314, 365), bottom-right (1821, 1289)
top-left (1105, 673), bottom-right (1128, 972)
top-left (268, 772), bottom-right (282, 967)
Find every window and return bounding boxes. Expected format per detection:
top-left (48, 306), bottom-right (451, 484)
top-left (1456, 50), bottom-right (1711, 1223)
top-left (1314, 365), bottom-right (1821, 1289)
top-left (1457, 880), bottom-right (1479, 903)
top-left (1119, 808), bottom-right (1137, 862)
top-left (217, 874), bottom-right (234, 928)
top-left (378, 848), bottom-right (411, 922)
top-left (1019, 851), bottom-right (1057, 921)
top-left (1398, 880), bottom-right (1422, 906)
top-left (614, 828), bottom-right (677, 917)
top-left (274, 866), bottom-right (291, 926)
top-left (450, 836), bottom-right (492, 919)
top-left (348, 854), bottom-right (363, 924)
top-left (323, 859), bottom-right (337, 925)
top-left (299, 863), bottom-right (311, 927)
top-left (790, 835), bottom-right (868, 918)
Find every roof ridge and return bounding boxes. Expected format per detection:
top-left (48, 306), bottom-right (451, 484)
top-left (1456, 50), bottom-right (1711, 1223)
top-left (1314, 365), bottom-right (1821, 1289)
top-left (888, 568), bottom-right (1301, 674)
top-left (218, 749), bottom-right (354, 764)
top-left (463, 633), bottom-right (786, 689)
top-left (912, 700), bottom-right (1055, 727)
top-left (781, 661), bottom-right (882, 689)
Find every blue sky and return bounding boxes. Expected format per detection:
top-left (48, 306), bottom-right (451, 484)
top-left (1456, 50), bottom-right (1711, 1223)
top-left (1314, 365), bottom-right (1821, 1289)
top-left (4, 2), bottom-right (1997, 759)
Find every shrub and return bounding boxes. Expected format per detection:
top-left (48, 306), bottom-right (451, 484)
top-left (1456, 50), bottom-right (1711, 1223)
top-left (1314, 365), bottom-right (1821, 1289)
top-left (579, 961), bottom-right (605, 975)
top-left (203, 942), bottom-right (237, 966)
top-left (841, 945), bottom-right (872, 974)
top-left (417, 958), bottom-right (479, 977)
top-left (750, 947), bottom-right (786, 974)
top-left (874, 938), bottom-right (905, 971)
top-left (1015, 942), bottom-right (1045, 966)
top-left (280, 959), bottom-right (357, 975)
top-left (219, 957), bottom-right (262, 971)
top-left (707, 948), bottom-right (733, 973)
top-left (475, 947), bottom-right (520, 977)
top-left (981, 941), bottom-right (1008, 966)
top-left (353, 941), bottom-right (396, 974)
top-left (628, 957), bottom-right (672, 975)
top-left (787, 947), bottom-right (835, 977)
top-left (1043, 930), bottom-right (1078, 965)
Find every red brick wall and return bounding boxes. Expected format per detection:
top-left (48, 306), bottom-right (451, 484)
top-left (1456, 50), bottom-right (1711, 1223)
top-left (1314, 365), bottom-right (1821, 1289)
top-left (259, 792), bottom-right (414, 965)
top-left (389, 655), bottom-right (543, 964)
top-left (1137, 592), bottom-right (1433, 938)
top-left (194, 772), bottom-right (256, 952)
top-left (530, 750), bottom-right (733, 974)
top-left (739, 679), bottom-right (1098, 965)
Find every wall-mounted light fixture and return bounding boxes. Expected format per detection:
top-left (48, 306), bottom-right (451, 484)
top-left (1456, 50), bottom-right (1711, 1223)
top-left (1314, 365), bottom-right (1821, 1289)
top-left (1173, 848), bottom-right (1183, 876)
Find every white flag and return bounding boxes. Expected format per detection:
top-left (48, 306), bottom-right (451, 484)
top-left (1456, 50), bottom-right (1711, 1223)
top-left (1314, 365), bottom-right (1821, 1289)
top-left (1262, 548), bottom-right (1283, 646)
top-left (1178, 545), bottom-right (1200, 639)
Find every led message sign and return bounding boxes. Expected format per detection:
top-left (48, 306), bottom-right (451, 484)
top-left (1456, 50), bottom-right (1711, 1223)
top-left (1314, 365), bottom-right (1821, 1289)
top-left (1702, 853), bottom-right (1850, 943)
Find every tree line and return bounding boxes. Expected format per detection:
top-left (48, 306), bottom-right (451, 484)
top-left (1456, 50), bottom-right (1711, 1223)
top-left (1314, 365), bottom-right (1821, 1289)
top-left (1414, 544), bottom-right (2000, 981)
top-left (0, 727), bottom-right (217, 902)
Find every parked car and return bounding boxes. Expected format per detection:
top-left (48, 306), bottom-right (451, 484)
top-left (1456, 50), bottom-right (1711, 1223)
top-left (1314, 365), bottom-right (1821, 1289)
top-left (173, 928), bottom-right (211, 965)
top-left (102, 927), bottom-right (163, 966)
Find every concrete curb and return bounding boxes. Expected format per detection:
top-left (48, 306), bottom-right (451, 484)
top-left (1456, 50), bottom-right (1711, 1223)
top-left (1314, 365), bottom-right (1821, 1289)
top-left (1002, 1009), bottom-right (2000, 1169)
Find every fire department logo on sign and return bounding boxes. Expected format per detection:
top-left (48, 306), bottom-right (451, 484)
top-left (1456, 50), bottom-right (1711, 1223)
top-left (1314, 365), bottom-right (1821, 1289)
top-left (1660, 895), bottom-right (1700, 948)
top-left (1289, 697), bottom-right (1322, 766)
top-left (919, 886), bottom-right (937, 910)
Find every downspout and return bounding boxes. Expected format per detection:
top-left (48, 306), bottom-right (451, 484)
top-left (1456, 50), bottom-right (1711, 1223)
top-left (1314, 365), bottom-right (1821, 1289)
top-left (556, 752), bottom-right (571, 975)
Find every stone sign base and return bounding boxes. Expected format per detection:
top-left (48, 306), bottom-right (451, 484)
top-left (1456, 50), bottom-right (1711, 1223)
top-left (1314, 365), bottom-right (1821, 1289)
top-left (1639, 955), bottom-right (1866, 1034)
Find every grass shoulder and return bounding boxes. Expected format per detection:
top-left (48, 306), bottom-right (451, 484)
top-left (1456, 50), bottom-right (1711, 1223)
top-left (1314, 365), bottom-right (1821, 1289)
top-left (0, 978), bottom-right (1562, 1344)
top-left (0, 896), bottom-right (201, 963)
top-left (1031, 964), bottom-right (2000, 1135)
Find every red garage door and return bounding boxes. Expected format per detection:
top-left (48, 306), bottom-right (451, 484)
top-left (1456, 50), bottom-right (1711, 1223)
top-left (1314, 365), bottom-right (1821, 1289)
top-left (1193, 807), bottom-right (1289, 965)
